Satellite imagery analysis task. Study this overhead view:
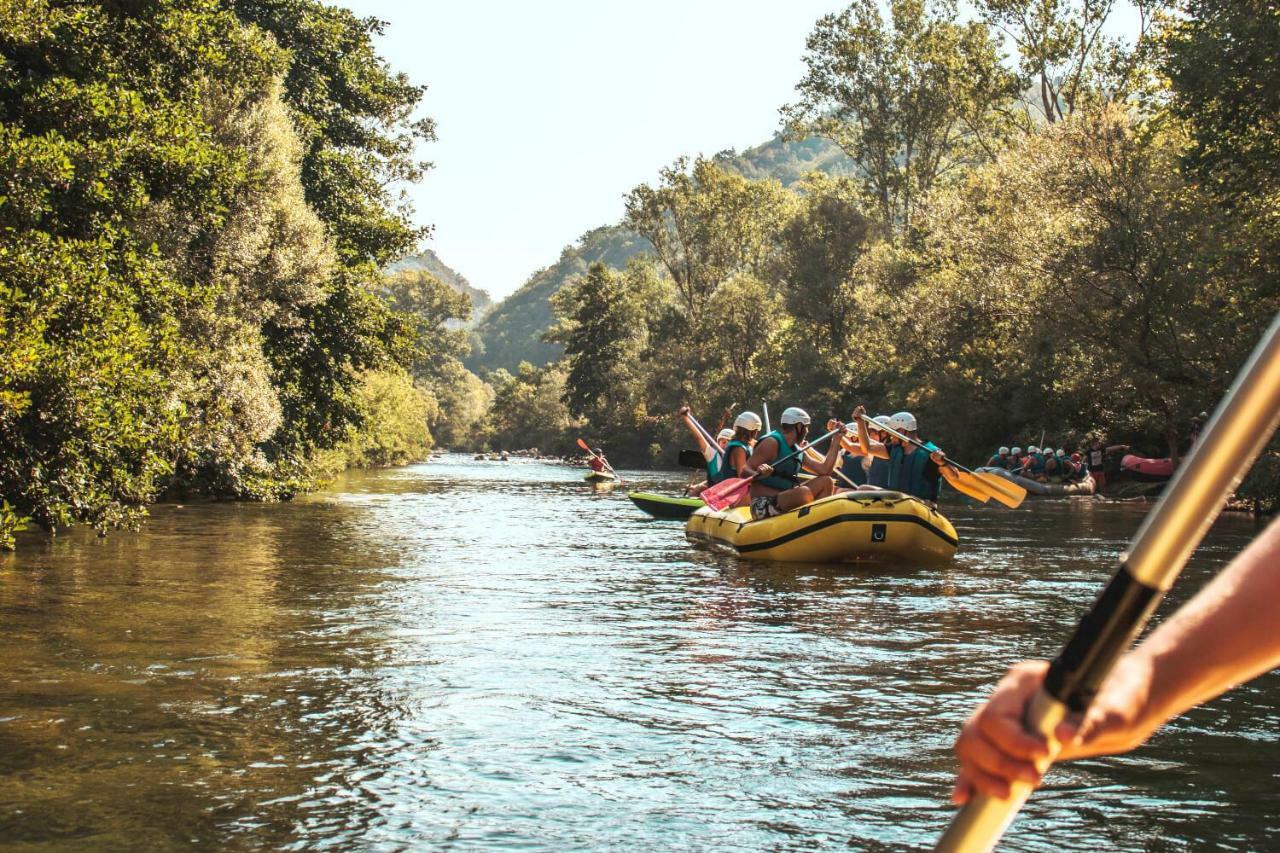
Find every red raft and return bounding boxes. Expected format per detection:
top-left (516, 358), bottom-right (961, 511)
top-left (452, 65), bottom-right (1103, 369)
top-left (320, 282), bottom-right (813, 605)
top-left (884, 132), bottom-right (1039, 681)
top-left (1121, 453), bottom-right (1175, 481)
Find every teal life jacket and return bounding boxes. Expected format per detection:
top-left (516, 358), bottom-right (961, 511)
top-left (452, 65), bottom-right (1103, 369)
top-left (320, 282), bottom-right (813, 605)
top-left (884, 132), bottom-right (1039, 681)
top-left (887, 442), bottom-right (941, 502)
top-left (839, 451), bottom-right (868, 486)
top-left (706, 452), bottom-right (723, 483)
top-left (709, 440), bottom-right (750, 484)
top-left (756, 430), bottom-right (801, 490)
top-left (1027, 452), bottom-right (1046, 474)
top-left (986, 454), bottom-right (1006, 468)
top-left (867, 456), bottom-right (890, 488)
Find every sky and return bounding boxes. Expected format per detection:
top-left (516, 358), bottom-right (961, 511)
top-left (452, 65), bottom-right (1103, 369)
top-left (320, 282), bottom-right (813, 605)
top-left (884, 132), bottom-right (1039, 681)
top-left (337, 0), bottom-right (848, 299)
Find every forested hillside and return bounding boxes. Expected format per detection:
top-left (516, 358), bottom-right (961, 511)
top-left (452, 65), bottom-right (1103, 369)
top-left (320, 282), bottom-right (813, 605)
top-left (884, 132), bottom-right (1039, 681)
top-left (389, 249), bottom-right (492, 318)
top-left (467, 226), bottom-right (650, 372)
top-left (470, 136), bottom-right (855, 373)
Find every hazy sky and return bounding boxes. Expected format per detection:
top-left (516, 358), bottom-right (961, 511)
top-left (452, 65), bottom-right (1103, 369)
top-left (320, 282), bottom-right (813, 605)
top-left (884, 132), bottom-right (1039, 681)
top-left (337, 0), bottom-right (848, 299)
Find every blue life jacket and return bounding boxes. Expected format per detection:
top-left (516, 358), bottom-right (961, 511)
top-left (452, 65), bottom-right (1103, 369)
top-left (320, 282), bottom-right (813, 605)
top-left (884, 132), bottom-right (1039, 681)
top-left (756, 430), bottom-right (801, 490)
top-left (867, 456), bottom-right (890, 488)
top-left (839, 451), bottom-right (868, 486)
top-left (709, 440), bottom-right (750, 484)
top-left (887, 442), bottom-right (941, 502)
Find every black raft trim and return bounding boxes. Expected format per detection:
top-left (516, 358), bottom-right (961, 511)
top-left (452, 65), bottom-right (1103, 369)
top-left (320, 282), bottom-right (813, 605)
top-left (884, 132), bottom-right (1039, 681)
top-left (735, 511), bottom-right (958, 553)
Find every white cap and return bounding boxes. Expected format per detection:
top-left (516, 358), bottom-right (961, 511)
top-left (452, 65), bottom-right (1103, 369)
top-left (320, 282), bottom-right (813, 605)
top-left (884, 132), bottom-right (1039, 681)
top-left (891, 411), bottom-right (917, 432)
top-left (733, 411), bottom-right (762, 431)
top-left (780, 406), bottom-right (810, 425)
top-left (1011, 446), bottom-right (1022, 454)
top-left (999, 446), bottom-right (1010, 455)
top-left (717, 428), bottom-right (734, 441)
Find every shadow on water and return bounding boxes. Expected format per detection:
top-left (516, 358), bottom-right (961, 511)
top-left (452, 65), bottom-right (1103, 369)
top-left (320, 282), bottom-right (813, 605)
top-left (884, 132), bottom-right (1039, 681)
top-left (0, 454), bottom-right (1276, 849)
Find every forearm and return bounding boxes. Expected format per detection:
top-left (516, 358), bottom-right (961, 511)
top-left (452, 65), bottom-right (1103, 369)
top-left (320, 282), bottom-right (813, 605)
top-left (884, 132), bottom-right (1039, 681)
top-left (1136, 518), bottom-right (1280, 731)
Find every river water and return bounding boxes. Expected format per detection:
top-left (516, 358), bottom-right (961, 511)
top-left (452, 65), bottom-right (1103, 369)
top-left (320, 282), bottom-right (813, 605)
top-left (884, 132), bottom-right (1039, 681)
top-left (1, 454), bottom-right (1276, 850)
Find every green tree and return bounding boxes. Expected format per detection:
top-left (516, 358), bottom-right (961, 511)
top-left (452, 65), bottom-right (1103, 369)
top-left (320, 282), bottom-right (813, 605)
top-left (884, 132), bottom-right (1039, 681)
top-left (623, 157), bottom-right (794, 323)
top-left (975, 0), bottom-right (1165, 123)
top-left (783, 0), bottom-right (1024, 237)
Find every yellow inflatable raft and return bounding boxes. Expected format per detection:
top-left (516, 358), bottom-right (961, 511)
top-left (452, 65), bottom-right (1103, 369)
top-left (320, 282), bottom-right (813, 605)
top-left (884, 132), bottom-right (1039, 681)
top-left (685, 489), bottom-right (958, 564)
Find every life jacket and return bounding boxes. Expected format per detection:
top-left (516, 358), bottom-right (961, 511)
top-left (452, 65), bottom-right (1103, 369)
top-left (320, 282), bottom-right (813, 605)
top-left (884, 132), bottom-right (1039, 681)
top-left (1026, 452), bottom-right (1046, 474)
top-left (839, 451), bottom-right (869, 486)
top-left (887, 442), bottom-right (940, 502)
top-left (709, 440), bottom-right (750, 485)
top-left (589, 457), bottom-right (605, 472)
top-left (756, 430), bottom-right (801, 490)
top-left (986, 454), bottom-right (1006, 468)
top-left (1043, 456), bottom-right (1060, 477)
top-left (867, 456), bottom-right (890, 488)
top-left (1006, 456), bottom-right (1022, 471)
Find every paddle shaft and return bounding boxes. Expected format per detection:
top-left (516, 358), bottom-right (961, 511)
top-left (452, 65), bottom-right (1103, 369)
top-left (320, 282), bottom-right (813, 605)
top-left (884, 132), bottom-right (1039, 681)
top-left (937, 311), bottom-right (1280, 852)
top-left (686, 412), bottom-right (725, 460)
top-left (763, 402), bottom-right (771, 434)
top-left (857, 414), bottom-right (972, 474)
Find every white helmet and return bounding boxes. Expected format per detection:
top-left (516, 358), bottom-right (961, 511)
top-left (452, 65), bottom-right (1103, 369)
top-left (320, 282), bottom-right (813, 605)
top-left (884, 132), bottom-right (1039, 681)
top-left (999, 446), bottom-right (1010, 455)
top-left (891, 411), bottom-right (917, 432)
top-left (733, 410), bottom-right (762, 431)
top-left (717, 428), bottom-right (734, 441)
top-left (1028, 445), bottom-right (1040, 454)
top-left (873, 414), bottom-right (892, 427)
top-left (780, 406), bottom-right (810, 426)
top-left (1011, 446), bottom-right (1022, 455)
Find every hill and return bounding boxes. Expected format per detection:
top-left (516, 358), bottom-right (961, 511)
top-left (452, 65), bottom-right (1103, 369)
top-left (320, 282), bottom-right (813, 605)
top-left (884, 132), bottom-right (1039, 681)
top-left (468, 135), bottom-right (853, 373)
top-left (390, 249), bottom-right (492, 319)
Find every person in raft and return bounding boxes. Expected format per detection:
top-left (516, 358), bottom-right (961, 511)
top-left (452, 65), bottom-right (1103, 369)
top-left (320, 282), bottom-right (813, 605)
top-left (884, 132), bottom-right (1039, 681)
top-left (1006, 447), bottom-right (1024, 472)
top-left (950, 516), bottom-right (1280, 807)
top-left (851, 406), bottom-right (961, 505)
top-left (588, 448), bottom-right (608, 473)
top-left (986, 446), bottom-right (1011, 468)
top-left (741, 407), bottom-right (844, 519)
top-left (1042, 447), bottom-right (1062, 479)
top-left (678, 407), bottom-right (761, 496)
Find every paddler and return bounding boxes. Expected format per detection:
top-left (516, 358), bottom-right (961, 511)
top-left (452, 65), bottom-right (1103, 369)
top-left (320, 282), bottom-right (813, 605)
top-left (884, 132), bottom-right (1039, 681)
top-left (742, 407), bottom-right (844, 518)
top-left (678, 407), bottom-right (761, 496)
top-left (852, 407), bottom-right (962, 505)
top-left (588, 449), bottom-right (608, 473)
top-left (951, 516), bottom-right (1280, 806)
top-left (986, 446), bottom-right (1011, 468)
top-left (1007, 446), bottom-right (1024, 472)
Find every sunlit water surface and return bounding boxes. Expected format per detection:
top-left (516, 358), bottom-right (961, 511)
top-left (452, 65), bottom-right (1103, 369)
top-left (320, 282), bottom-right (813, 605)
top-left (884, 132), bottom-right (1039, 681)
top-left (1, 455), bottom-right (1276, 850)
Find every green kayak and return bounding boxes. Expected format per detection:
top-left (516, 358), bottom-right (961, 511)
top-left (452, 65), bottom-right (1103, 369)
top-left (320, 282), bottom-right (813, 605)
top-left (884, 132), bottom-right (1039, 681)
top-left (628, 491), bottom-right (704, 519)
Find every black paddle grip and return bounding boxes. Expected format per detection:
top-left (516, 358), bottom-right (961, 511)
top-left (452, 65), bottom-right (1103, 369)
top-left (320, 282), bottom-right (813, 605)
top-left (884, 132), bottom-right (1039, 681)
top-left (1044, 564), bottom-right (1162, 712)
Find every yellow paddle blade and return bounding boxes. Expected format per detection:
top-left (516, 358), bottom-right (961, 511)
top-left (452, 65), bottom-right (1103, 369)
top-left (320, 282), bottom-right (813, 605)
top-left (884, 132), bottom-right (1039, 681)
top-left (947, 470), bottom-right (992, 504)
top-left (973, 471), bottom-right (1027, 508)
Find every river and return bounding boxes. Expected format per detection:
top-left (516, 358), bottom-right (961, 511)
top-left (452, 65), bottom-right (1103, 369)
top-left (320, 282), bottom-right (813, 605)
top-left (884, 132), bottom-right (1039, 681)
top-left (1, 454), bottom-right (1276, 850)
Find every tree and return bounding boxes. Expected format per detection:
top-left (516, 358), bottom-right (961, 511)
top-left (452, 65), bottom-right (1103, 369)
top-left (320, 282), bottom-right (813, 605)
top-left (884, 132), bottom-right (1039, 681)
top-left (975, 0), bottom-right (1165, 123)
top-left (623, 157), bottom-right (794, 323)
top-left (782, 0), bottom-right (1024, 237)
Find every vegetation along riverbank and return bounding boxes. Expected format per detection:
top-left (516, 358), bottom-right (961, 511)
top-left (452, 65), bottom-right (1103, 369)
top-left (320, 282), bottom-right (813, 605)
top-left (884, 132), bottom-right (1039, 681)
top-left (3, 0), bottom-right (1278, 551)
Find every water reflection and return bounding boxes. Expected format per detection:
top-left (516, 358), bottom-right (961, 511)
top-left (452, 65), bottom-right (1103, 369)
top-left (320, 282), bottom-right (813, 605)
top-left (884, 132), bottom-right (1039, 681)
top-left (0, 456), bottom-right (1275, 849)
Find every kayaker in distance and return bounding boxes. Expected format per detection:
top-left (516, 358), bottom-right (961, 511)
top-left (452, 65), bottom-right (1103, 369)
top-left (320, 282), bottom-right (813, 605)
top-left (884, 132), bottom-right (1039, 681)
top-left (588, 449), bottom-right (608, 473)
top-left (851, 406), bottom-right (962, 506)
top-left (950, 516), bottom-right (1280, 805)
top-left (743, 407), bottom-right (844, 518)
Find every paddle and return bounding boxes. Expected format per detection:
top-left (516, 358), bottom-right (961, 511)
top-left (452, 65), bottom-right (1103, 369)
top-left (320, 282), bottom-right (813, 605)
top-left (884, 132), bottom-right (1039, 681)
top-left (803, 446), bottom-right (862, 491)
top-left (576, 438), bottom-right (624, 485)
top-left (701, 426), bottom-right (842, 512)
top-left (762, 402), bottom-right (771, 434)
top-left (937, 312), bottom-right (1280, 852)
top-left (857, 415), bottom-right (1024, 509)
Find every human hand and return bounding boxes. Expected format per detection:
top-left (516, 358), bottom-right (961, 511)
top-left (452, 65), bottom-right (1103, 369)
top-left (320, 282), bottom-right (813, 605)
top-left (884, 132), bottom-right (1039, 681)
top-left (677, 405), bottom-right (690, 417)
top-left (757, 464), bottom-right (773, 478)
top-left (852, 404), bottom-right (866, 421)
top-left (931, 450), bottom-right (946, 466)
top-left (952, 655), bottom-right (1156, 805)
